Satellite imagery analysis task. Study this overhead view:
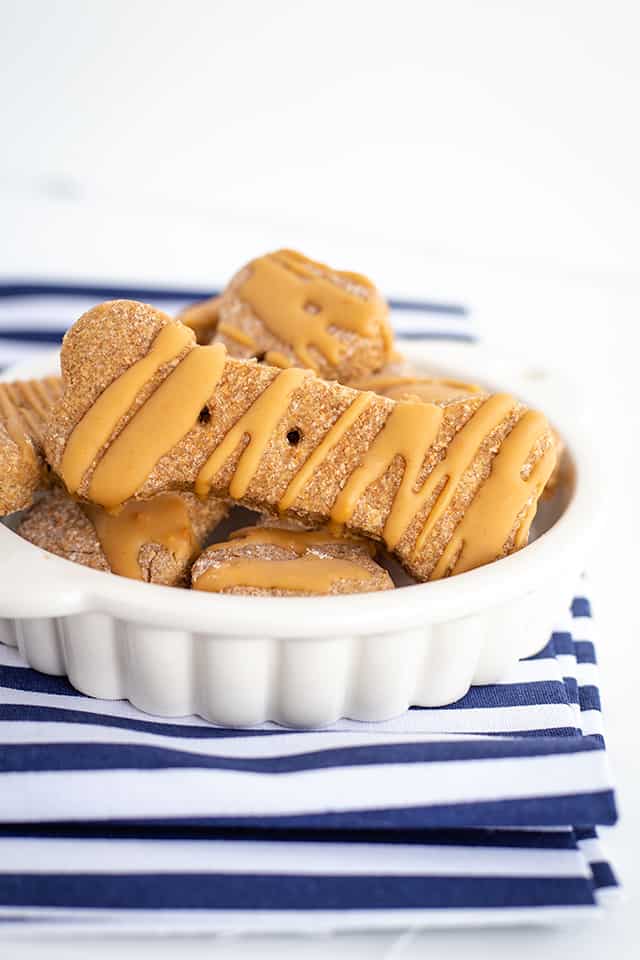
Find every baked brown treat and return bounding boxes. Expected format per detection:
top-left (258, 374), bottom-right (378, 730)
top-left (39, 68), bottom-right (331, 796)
top-left (44, 301), bottom-right (557, 582)
top-left (177, 296), bottom-right (221, 345)
top-left (350, 358), bottom-right (569, 501)
top-left (17, 486), bottom-right (228, 586)
top-left (0, 376), bottom-right (62, 515)
top-left (192, 524), bottom-right (393, 596)
top-left (212, 249), bottom-right (393, 381)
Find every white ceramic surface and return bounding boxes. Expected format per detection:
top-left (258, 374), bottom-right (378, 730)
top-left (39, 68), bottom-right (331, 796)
top-left (0, 341), bottom-right (600, 727)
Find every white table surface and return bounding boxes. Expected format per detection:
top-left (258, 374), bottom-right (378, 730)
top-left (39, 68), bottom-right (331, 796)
top-left (1, 1), bottom-right (638, 956)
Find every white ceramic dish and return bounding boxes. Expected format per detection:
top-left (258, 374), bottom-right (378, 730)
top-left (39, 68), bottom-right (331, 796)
top-left (0, 341), bottom-right (600, 727)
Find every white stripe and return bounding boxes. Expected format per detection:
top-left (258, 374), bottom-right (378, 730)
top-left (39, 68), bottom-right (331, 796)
top-left (571, 619), bottom-right (596, 643)
top-left (0, 342), bottom-right (59, 366)
top-left (0, 837), bottom-right (589, 878)
top-left (577, 837), bottom-right (605, 864)
top-left (574, 662), bottom-right (599, 687)
top-left (558, 660), bottom-right (599, 688)
top-left (0, 751), bottom-right (613, 821)
top-left (578, 710), bottom-right (604, 736)
top-left (0, 687), bottom-right (579, 734)
top-left (0, 904), bottom-right (603, 934)
top-left (0, 296), bottom-right (194, 327)
top-left (0, 723), bottom-right (499, 756)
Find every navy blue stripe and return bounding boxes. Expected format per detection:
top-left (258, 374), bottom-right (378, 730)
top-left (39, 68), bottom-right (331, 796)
top-left (574, 827), bottom-right (597, 841)
top-left (589, 860), bottom-right (618, 891)
top-left (474, 727), bottom-right (580, 738)
top-left (394, 331), bottom-right (476, 342)
top-left (0, 282), bottom-right (467, 317)
top-left (0, 736), bottom-right (604, 775)
top-left (109, 789), bottom-right (616, 829)
top-left (0, 823), bottom-right (579, 849)
top-left (574, 641), bottom-right (596, 665)
top-left (562, 677), bottom-right (579, 705)
top-left (0, 703), bottom-right (285, 738)
top-left (571, 597), bottom-right (592, 618)
top-left (0, 330), bottom-right (64, 343)
top-left (533, 635), bottom-right (595, 666)
top-left (0, 666), bottom-right (82, 697)
top-left (411, 680), bottom-right (572, 711)
top-left (579, 685), bottom-right (601, 712)
top-left (0, 705), bottom-right (584, 741)
top-left (0, 873), bottom-right (595, 910)
top-left (0, 282), bottom-right (220, 302)
top-left (388, 299), bottom-right (467, 316)
top-left (548, 632), bottom-right (575, 656)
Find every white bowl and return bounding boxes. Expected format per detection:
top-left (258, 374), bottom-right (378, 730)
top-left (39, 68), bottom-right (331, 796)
top-left (0, 341), bottom-right (600, 727)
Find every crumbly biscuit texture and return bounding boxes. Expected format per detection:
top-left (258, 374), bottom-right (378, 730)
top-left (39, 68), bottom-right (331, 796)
top-left (191, 524), bottom-right (393, 596)
top-left (213, 249), bottom-right (393, 381)
top-left (45, 302), bottom-right (557, 582)
top-left (17, 487), bottom-right (228, 586)
top-left (0, 376), bottom-right (62, 515)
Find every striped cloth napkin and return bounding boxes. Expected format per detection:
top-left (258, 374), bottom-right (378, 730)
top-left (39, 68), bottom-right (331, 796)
top-left (0, 281), bottom-right (619, 934)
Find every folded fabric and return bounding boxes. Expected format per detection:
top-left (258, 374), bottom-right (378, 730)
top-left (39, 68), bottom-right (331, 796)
top-left (0, 606), bottom-right (616, 830)
top-left (0, 282), bottom-right (618, 933)
top-left (0, 582), bottom-right (619, 929)
top-left (0, 823), bottom-right (617, 934)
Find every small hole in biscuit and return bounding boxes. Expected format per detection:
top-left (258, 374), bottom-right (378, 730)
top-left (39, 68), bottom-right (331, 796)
top-left (255, 351), bottom-right (266, 362)
top-left (198, 406), bottom-right (211, 424)
top-left (287, 428), bottom-right (302, 446)
top-left (304, 301), bottom-right (321, 315)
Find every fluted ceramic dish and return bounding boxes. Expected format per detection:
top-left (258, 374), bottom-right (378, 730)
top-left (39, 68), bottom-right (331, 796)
top-left (0, 340), bottom-right (599, 727)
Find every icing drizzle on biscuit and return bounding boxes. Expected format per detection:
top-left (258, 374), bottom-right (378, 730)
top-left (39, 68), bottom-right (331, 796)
top-left (193, 525), bottom-right (378, 594)
top-left (84, 493), bottom-right (199, 581)
top-left (231, 249), bottom-right (393, 372)
top-left (348, 374), bottom-right (482, 404)
top-left (59, 319), bottom-right (556, 579)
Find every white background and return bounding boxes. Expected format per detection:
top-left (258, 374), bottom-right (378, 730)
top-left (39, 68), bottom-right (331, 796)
top-left (1, 0), bottom-right (639, 956)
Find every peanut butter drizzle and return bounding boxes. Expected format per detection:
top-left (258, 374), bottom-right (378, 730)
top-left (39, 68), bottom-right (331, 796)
top-left (217, 323), bottom-right (256, 349)
top-left (89, 343), bottom-right (227, 509)
top-left (195, 366), bottom-right (309, 500)
top-left (61, 323), bottom-right (194, 496)
top-left (349, 374), bottom-right (481, 403)
top-left (180, 296), bottom-right (221, 344)
top-left (0, 376), bottom-right (62, 448)
top-left (328, 393), bottom-right (555, 574)
top-left (193, 556), bottom-right (376, 594)
top-left (330, 400), bottom-right (444, 547)
top-left (263, 350), bottom-right (291, 369)
top-left (236, 249), bottom-right (392, 372)
top-left (84, 493), bottom-right (198, 580)
top-left (62, 319), bottom-right (554, 577)
top-left (431, 411), bottom-right (556, 577)
top-left (279, 391), bottom-right (374, 512)
top-left (212, 525), bottom-right (371, 554)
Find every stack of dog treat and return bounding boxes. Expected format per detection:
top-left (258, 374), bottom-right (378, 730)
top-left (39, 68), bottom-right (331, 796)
top-left (0, 250), bottom-right (559, 596)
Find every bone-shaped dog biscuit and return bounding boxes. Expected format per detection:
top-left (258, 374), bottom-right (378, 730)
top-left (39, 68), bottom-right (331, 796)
top-left (44, 301), bottom-right (556, 582)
